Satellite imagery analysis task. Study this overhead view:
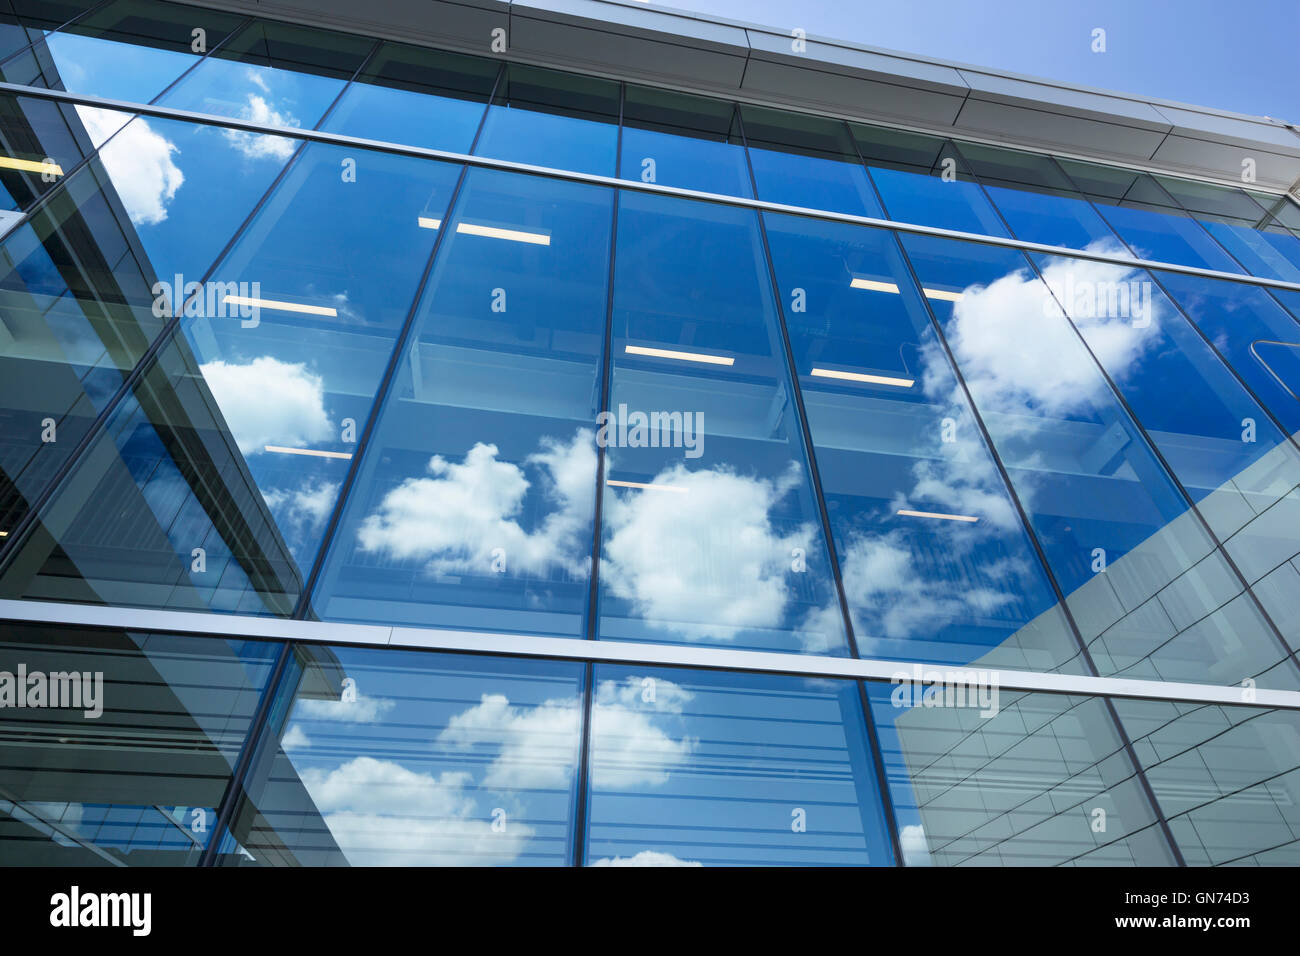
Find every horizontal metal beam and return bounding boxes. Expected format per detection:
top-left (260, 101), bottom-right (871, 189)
top-left (3, 598), bottom-right (1298, 711)
top-left (9, 81), bottom-right (1300, 295)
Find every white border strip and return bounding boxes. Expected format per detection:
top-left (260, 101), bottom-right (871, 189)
top-left (7, 83), bottom-right (1300, 295)
top-left (2, 599), bottom-right (1297, 710)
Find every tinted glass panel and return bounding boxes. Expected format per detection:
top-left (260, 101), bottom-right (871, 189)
top-left (597, 191), bottom-right (847, 655)
top-left (0, 93), bottom-right (98, 210)
top-left (741, 105), bottom-right (881, 217)
top-left (312, 168), bottom-right (612, 636)
top-left (0, 624), bottom-right (279, 865)
top-left (320, 42), bottom-right (496, 152)
top-left (868, 682), bottom-right (1176, 865)
top-left (218, 644), bottom-right (584, 866)
top-left (158, 19), bottom-right (370, 131)
top-left (762, 211), bottom-right (1080, 672)
top-left (473, 64), bottom-right (618, 177)
top-left (620, 85), bottom-right (749, 196)
top-left (583, 665), bottom-right (894, 866)
top-left (853, 124), bottom-right (1008, 236)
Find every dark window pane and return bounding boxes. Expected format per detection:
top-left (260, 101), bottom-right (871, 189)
top-left (741, 105), bottom-right (881, 216)
top-left (218, 645), bottom-right (584, 866)
top-left (0, 623), bottom-right (280, 865)
top-left (763, 211), bottom-right (1079, 672)
top-left (320, 42), bottom-right (496, 153)
top-left (620, 85), bottom-right (749, 196)
top-left (584, 665), bottom-right (894, 866)
top-left (0, 93), bottom-right (99, 210)
top-left (473, 64), bottom-right (619, 176)
top-left (312, 168), bottom-right (612, 636)
top-left (598, 191), bottom-right (848, 655)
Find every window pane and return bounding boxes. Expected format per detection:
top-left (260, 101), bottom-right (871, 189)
top-left (0, 145), bottom-right (462, 614)
top-left (853, 123), bottom-right (1009, 237)
top-left (1113, 697), bottom-right (1300, 865)
top-left (473, 64), bottom-right (619, 176)
top-left (899, 234), bottom-right (1250, 685)
top-left (741, 104), bottom-right (881, 217)
top-left (762, 211), bottom-right (1079, 672)
top-left (217, 645), bottom-right (584, 866)
top-left (620, 85), bottom-right (749, 196)
top-left (955, 140), bottom-right (1122, 251)
top-left (23, 0), bottom-right (243, 105)
top-left (320, 42), bottom-right (496, 152)
top-left (158, 19), bottom-right (371, 131)
top-left (312, 168), bottom-right (612, 636)
top-left (1155, 175), bottom-right (1300, 282)
top-left (597, 191), bottom-right (847, 655)
top-left (1056, 158), bottom-right (1242, 272)
top-left (0, 623), bottom-right (280, 865)
top-left (868, 683), bottom-right (1176, 865)
top-left (1033, 253), bottom-right (1300, 686)
top-left (584, 665), bottom-right (894, 866)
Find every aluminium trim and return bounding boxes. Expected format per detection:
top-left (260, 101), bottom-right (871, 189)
top-left (8, 81), bottom-right (1300, 295)
top-left (3, 598), bottom-right (1299, 711)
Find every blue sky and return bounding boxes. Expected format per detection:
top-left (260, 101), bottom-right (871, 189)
top-left (627, 0), bottom-right (1299, 123)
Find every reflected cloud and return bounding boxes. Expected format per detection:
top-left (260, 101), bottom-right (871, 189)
top-left (357, 429), bottom-right (595, 578)
top-left (299, 756), bottom-right (530, 866)
top-left (601, 462), bottom-right (816, 644)
top-left (78, 108), bottom-right (184, 225)
top-left (200, 356), bottom-right (334, 456)
top-left (222, 73), bottom-right (301, 161)
top-left (590, 850), bottom-right (702, 867)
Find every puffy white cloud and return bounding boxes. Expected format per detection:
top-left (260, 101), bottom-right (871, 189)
top-left (298, 756), bottom-right (529, 866)
top-left (78, 108), bottom-right (183, 226)
top-left (281, 724), bottom-right (311, 750)
top-left (357, 430), bottom-right (595, 578)
top-left (199, 356), bottom-right (334, 456)
top-left (438, 677), bottom-right (694, 792)
top-left (591, 851), bottom-right (702, 867)
top-left (222, 79), bottom-right (300, 161)
top-left (600, 462), bottom-right (817, 644)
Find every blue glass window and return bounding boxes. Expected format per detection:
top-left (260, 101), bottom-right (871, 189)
top-left (583, 666), bottom-right (894, 866)
top-left (219, 645), bottom-right (584, 866)
top-left (619, 85), bottom-right (749, 196)
top-left (312, 168), bottom-right (613, 636)
top-left (762, 211), bottom-right (1079, 672)
top-left (473, 64), bottom-right (619, 177)
top-left (320, 42), bottom-right (497, 153)
top-left (597, 190), bottom-right (848, 655)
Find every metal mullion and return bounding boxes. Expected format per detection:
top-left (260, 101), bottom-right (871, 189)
top-left (571, 77), bottom-right (621, 868)
top-left (739, 108), bottom-right (906, 867)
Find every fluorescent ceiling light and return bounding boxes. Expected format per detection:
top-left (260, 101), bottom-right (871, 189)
top-left (264, 445), bottom-right (353, 460)
top-left (0, 156), bottom-right (62, 176)
top-left (897, 508), bottom-right (979, 523)
top-left (850, 278), bottom-right (901, 294)
top-left (625, 345), bottom-right (734, 366)
top-left (811, 367), bottom-right (913, 388)
top-left (224, 295), bottom-right (337, 317)
top-left (0, 530), bottom-right (7, 537)
top-left (417, 216), bottom-right (442, 229)
top-left (456, 222), bottom-right (550, 245)
top-left (607, 479), bottom-right (688, 493)
top-left (923, 288), bottom-right (965, 302)
top-left (850, 276), bottom-right (965, 302)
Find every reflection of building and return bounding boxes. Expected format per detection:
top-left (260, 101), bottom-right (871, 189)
top-left (1, 0), bottom-right (1299, 867)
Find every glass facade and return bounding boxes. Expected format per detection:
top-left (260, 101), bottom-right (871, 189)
top-left (1, 0), bottom-right (1300, 866)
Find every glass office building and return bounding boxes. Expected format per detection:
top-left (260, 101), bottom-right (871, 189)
top-left (2, 0), bottom-right (1300, 866)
